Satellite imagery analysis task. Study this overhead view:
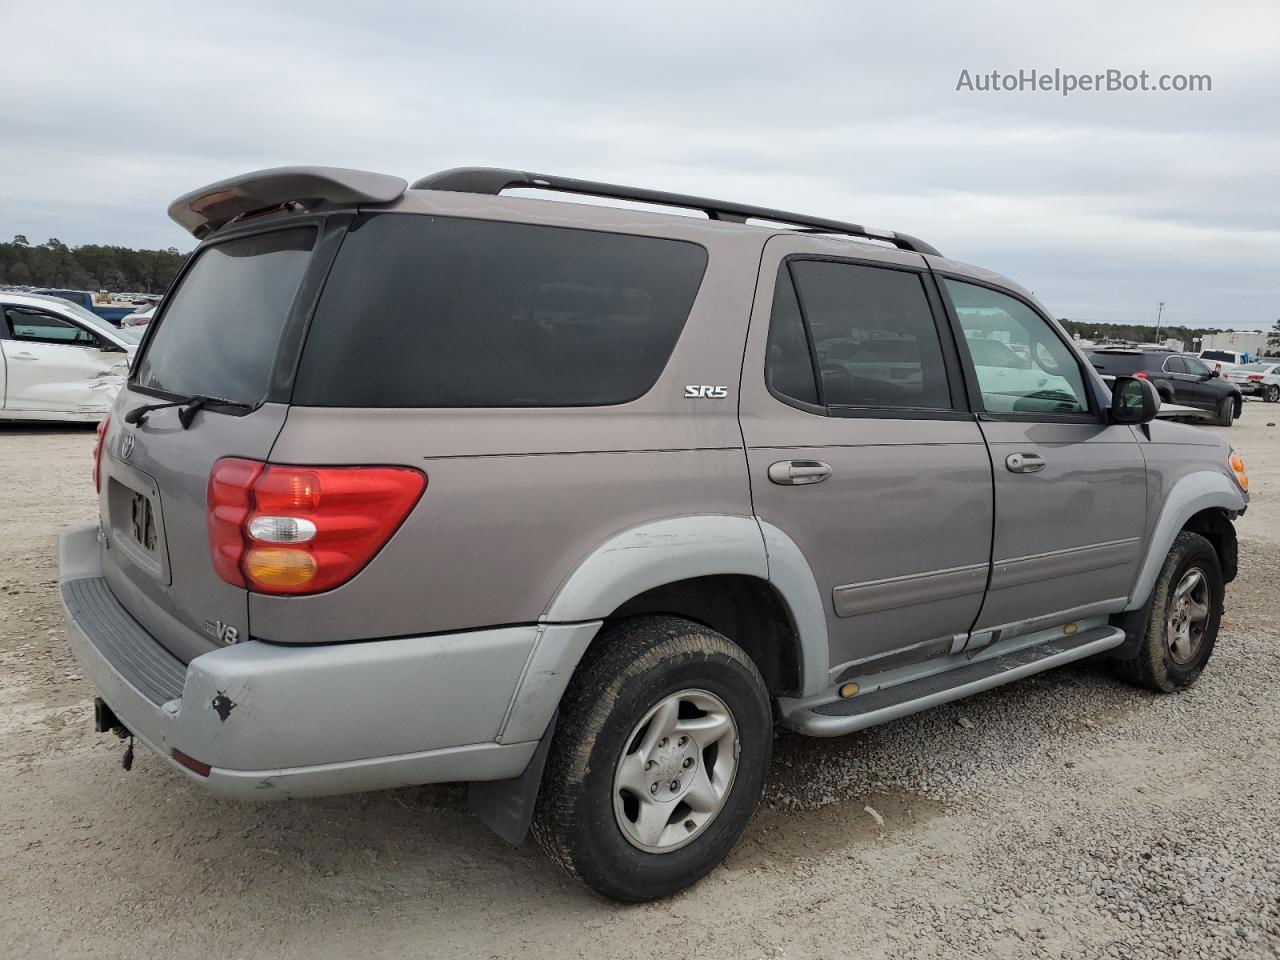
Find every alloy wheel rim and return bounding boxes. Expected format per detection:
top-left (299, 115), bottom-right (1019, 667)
top-left (612, 688), bottom-right (739, 853)
top-left (1166, 566), bottom-right (1210, 664)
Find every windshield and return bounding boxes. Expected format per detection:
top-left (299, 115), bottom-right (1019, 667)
top-left (133, 227), bottom-right (315, 404)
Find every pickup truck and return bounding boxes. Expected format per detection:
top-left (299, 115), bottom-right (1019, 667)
top-left (33, 289), bottom-right (139, 327)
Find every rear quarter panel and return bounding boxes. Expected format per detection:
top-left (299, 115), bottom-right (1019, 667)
top-left (251, 198), bottom-right (768, 643)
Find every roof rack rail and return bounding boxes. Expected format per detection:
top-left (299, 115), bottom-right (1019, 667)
top-left (410, 167), bottom-right (942, 257)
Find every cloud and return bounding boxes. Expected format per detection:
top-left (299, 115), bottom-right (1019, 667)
top-left (1, 0), bottom-right (1276, 327)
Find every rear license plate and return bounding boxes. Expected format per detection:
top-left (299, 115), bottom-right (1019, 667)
top-left (129, 492), bottom-right (158, 553)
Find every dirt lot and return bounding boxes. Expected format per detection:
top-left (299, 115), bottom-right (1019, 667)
top-left (2, 409), bottom-right (1278, 960)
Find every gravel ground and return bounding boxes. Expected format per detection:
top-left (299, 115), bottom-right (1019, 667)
top-left (1, 410), bottom-right (1278, 959)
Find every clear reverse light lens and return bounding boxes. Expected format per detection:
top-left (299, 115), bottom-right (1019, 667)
top-left (248, 515), bottom-right (317, 544)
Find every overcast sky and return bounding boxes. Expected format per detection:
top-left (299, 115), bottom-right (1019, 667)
top-left (3, 0), bottom-right (1276, 328)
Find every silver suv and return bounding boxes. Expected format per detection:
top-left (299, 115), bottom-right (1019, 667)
top-left (60, 166), bottom-right (1249, 901)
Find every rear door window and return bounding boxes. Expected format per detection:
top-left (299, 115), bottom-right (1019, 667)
top-left (1164, 356), bottom-right (1188, 373)
top-left (133, 227), bottom-right (315, 405)
top-left (772, 259), bottom-right (953, 411)
top-left (293, 214), bottom-right (707, 407)
top-left (764, 267), bottom-right (820, 405)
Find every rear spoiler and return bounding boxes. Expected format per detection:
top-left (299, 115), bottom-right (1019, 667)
top-left (168, 166), bottom-right (408, 238)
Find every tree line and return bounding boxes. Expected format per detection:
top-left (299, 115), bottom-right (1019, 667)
top-left (1057, 318), bottom-right (1275, 347)
top-left (0, 235), bottom-right (188, 294)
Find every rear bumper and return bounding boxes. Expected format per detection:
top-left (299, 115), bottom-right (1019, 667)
top-left (58, 524), bottom-right (588, 800)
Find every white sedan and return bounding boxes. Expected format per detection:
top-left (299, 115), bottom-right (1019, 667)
top-left (1228, 361), bottom-right (1280, 403)
top-left (0, 292), bottom-right (142, 422)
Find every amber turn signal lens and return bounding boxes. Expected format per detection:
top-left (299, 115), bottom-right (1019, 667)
top-left (243, 547), bottom-right (318, 587)
top-left (1229, 452), bottom-right (1248, 492)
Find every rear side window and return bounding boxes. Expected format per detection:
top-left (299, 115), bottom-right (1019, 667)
top-left (766, 259), bottom-right (952, 411)
top-left (134, 228), bottom-right (315, 405)
top-left (293, 215), bottom-right (707, 407)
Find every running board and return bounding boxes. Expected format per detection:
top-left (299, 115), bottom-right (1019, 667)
top-left (780, 626), bottom-right (1125, 737)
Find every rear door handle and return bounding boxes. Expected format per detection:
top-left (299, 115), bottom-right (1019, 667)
top-left (10, 352), bottom-right (37, 360)
top-left (1005, 452), bottom-right (1046, 474)
top-left (768, 460), bottom-right (832, 485)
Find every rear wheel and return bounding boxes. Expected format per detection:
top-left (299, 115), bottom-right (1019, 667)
top-left (1112, 531), bottom-right (1222, 692)
top-left (1216, 396), bottom-right (1235, 426)
top-left (1266, 384), bottom-right (1280, 403)
top-left (532, 616), bottom-right (772, 902)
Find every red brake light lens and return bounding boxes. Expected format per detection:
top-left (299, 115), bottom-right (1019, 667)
top-left (93, 417), bottom-right (110, 492)
top-left (1133, 371), bottom-right (1148, 379)
top-left (207, 458), bottom-right (264, 588)
top-left (207, 460), bottom-right (426, 595)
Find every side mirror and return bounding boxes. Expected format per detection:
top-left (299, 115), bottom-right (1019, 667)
top-left (98, 340), bottom-right (128, 354)
top-left (1210, 369), bottom-right (1220, 379)
top-left (1110, 375), bottom-right (1160, 425)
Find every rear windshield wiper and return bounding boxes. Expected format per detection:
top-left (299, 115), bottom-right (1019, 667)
top-left (124, 394), bottom-right (252, 429)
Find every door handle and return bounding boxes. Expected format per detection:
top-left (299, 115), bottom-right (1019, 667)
top-left (10, 352), bottom-right (37, 360)
top-left (1005, 452), bottom-right (1046, 474)
top-left (768, 460), bottom-right (832, 485)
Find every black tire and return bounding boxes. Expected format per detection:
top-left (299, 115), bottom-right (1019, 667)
top-left (1216, 396), bottom-right (1234, 426)
top-left (1265, 384), bottom-right (1280, 403)
top-left (1112, 531), bottom-right (1223, 692)
top-left (532, 615), bottom-right (772, 902)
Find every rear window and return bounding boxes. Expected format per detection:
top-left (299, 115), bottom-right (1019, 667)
top-left (293, 214), bottom-right (707, 407)
top-left (1236, 362), bottom-right (1270, 372)
top-left (1200, 350), bottom-right (1236, 362)
top-left (1086, 352), bottom-right (1144, 375)
top-left (133, 227), bottom-right (315, 404)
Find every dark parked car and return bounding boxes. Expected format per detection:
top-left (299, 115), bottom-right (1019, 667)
top-left (1084, 348), bottom-right (1243, 426)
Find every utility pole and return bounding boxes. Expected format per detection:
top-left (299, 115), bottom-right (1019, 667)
top-left (1155, 301), bottom-right (1165, 341)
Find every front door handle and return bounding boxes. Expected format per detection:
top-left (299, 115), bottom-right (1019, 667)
top-left (1005, 452), bottom-right (1046, 474)
top-left (768, 460), bottom-right (832, 485)
top-left (10, 352), bottom-right (37, 360)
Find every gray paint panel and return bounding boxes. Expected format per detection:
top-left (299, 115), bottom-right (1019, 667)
top-left (832, 562), bottom-right (988, 618)
top-left (989, 538), bottom-right (1141, 591)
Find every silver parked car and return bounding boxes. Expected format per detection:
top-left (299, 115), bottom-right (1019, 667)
top-left (60, 166), bottom-right (1249, 901)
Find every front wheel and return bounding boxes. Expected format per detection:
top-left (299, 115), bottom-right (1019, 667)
top-left (1216, 396), bottom-right (1235, 426)
top-left (532, 616), bottom-right (772, 902)
top-left (1112, 531), bottom-right (1223, 692)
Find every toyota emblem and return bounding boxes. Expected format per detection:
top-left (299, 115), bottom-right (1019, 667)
top-left (119, 431), bottom-right (135, 460)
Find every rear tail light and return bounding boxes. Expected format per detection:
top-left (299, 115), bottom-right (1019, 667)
top-left (1133, 372), bottom-right (1148, 379)
top-left (1248, 375), bottom-right (1264, 381)
top-left (93, 417), bottom-right (110, 492)
top-left (207, 459), bottom-right (426, 594)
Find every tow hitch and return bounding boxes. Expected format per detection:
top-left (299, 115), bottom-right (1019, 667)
top-left (93, 697), bottom-right (134, 770)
